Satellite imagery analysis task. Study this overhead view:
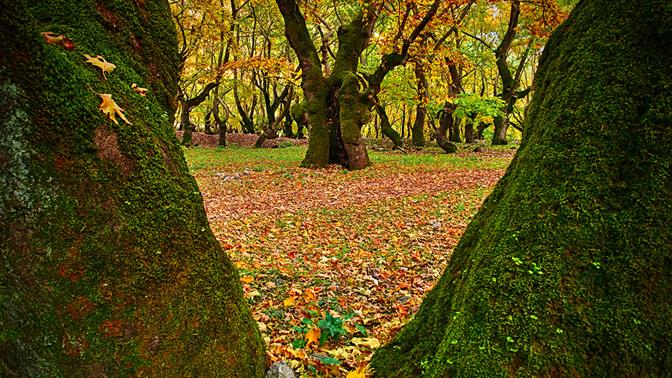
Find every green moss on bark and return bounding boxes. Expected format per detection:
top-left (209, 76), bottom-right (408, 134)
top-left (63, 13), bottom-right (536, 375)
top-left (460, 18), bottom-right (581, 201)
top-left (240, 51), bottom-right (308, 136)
top-left (0, 0), bottom-right (265, 376)
top-left (371, 0), bottom-right (672, 376)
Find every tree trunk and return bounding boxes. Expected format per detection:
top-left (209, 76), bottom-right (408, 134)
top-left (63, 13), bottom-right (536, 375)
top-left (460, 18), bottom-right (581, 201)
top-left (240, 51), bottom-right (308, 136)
top-left (376, 104), bottom-right (403, 149)
top-left (283, 110), bottom-right (294, 138)
top-left (372, 1), bottom-right (672, 375)
top-left (436, 104), bottom-right (458, 153)
top-left (204, 107), bottom-right (214, 134)
top-left (0, 1), bottom-right (265, 376)
top-left (180, 100), bottom-right (194, 146)
top-left (275, 0), bottom-right (442, 169)
top-left (180, 82), bottom-right (219, 146)
top-left (492, 115), bottom-right (509, 145)
top-left (477, 121), bottom-right (489, 140)
top-left (464, 113), bottom-right (477, 143)
top-left (412, 64), bottom-right (427, 147)
top-left (291, 101), bottom-right (307, 139)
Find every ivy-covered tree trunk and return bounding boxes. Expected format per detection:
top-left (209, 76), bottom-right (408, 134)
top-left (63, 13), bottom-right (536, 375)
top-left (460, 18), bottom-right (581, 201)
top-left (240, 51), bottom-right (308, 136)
top-left (0, 1), bottom-right (265, 376)
top-left (372, 0), bottom-right (672, 376)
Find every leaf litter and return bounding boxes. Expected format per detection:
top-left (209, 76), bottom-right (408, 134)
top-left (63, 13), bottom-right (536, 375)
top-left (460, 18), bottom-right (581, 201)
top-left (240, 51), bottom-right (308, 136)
top-left (188, 148), bottom-right (510, 376)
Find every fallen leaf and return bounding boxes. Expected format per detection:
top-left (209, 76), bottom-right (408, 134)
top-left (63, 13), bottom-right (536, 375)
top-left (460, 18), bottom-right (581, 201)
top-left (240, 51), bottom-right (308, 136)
top-left (283, 296), bottom-right (295, 307)
top-left (351, 337), bottom-right (380, 349)
top-left (346, 363), bottom-right (371, 378)
top-left (240, 275), bottom-right (254, 283)
top-left (41, 32), bottom-right (75, 50)
top-left (84, 54), bottom-right (116, 79)
top-left (98, 94), bottom-right (130, 125)
top-left (131, 83), bottom-right (149, 97)
top-left (305, 328), bottom-right (321, 348)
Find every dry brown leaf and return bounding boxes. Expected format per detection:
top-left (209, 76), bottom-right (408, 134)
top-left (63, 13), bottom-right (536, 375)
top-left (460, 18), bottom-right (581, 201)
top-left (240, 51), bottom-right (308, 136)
top-left (41, 31), bottom-right (75, 50)
top-left (98, 94), bottom-right (130, 125)
top-left (131, 83), bottom-right (149, 97)
top-left (84, 54), bottom-right (116, 79)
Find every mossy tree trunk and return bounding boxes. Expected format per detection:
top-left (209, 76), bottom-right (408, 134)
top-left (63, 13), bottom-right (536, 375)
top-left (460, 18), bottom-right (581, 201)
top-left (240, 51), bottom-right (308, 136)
top-left (290, 101), bottom-right (308, 139)
top-left (371, 0), bottom-right (672, 376)
top-left (275, 0), bottom-right (441, 169)
top-left (0, 0), bottom-right (265, 376)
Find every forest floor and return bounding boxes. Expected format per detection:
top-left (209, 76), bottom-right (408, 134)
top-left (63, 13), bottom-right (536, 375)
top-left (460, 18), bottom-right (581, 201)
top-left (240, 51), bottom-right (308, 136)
top-left (184, 136), bottom-right (515, 377)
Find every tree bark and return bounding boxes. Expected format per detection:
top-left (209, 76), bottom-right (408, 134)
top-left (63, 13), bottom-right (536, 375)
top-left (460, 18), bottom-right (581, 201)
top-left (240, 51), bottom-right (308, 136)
top-left (464, 113), bottom-right (477, 143)
top-left (372, 0), bottom-right (672, 375)
top-left (375, 104), bottom-right (403, 149)
top-left (0, 1), bottom-right (265, 376)
top-left (412, 63), bottom-right (427, 147)
top-left (436, 104), bottom-right (458, 153)
top-left (275, 0), bottom-right (442, 169)
top-left (180, 82), bottom-right (219, 145)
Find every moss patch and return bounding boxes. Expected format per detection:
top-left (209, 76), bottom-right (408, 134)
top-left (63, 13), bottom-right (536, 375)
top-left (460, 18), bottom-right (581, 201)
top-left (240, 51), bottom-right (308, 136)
top-left (0, 0), bottom-right (265, 376)
top-left (371, 1), bottom-right (672, 376)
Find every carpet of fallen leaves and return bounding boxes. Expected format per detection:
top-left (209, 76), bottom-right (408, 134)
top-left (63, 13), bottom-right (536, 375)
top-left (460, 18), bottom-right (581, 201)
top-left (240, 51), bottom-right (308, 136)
top-left (185, 143), bottom-right (513, 377)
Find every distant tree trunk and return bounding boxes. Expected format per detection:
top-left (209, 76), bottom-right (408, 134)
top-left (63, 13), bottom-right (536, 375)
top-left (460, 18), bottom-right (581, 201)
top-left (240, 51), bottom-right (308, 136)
top-left (0, 0), bottom-right (265, 376)
top-left (376, 104), bottom-right (403, 149)
top-left (372, 1), bottom-right (672, 376)
top-left (291, 101), bottom-right (307, 139)
top-left (204, 107), bottom-right (214, 134)
top-left (412, 64), bottom-right (427, 147)
top-left (283, 110), bottom-right (294, 138)
top-left (179, 82), bottom-right (219, 146)
top-left (448, 116), bottom-right (462, 143)
top-left (436, 104), bottom-right (458, 153)
top-left (256, 91), bottom-right (293, 148)
top-left (477, 121), bottom-right (489, 140)
top-left (491, 0), bottom-right (531, 146)
top-left (464, 113), bottom-right (477, 143)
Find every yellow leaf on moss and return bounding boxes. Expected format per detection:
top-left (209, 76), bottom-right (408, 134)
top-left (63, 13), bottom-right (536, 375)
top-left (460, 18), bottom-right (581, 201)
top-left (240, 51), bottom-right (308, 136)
top-left (98, 94), bottom-right (130, 125)
top-left (84, 54), bottom-right (116, 79)
top-left (132, 83), bottom-right (149, 97)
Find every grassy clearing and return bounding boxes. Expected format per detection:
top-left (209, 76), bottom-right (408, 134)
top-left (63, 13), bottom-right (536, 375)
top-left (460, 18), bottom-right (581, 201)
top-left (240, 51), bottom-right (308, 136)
top-left (184, 144), bottom-right (513, 376)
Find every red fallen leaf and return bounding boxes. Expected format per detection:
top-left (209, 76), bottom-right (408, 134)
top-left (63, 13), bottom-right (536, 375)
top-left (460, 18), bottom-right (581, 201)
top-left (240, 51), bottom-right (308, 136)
top-left (41, 31), bottom-right (75, 49)
top-left (62, 38), bottom-right (75, 50)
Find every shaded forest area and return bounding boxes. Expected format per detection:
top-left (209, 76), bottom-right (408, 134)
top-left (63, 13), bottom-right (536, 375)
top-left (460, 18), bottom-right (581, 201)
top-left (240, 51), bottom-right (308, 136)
top-left (1, 0), bottom-right (671, 377)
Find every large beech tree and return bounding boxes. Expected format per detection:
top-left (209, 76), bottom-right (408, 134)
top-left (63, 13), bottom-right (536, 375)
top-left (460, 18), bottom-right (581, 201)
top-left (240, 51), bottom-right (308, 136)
top-left (0, 0), bottom-right (265, 376)
top-left (372, 0), bottom-right (671, 375)
top-left (274, 0), bottom-right (444, 169)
